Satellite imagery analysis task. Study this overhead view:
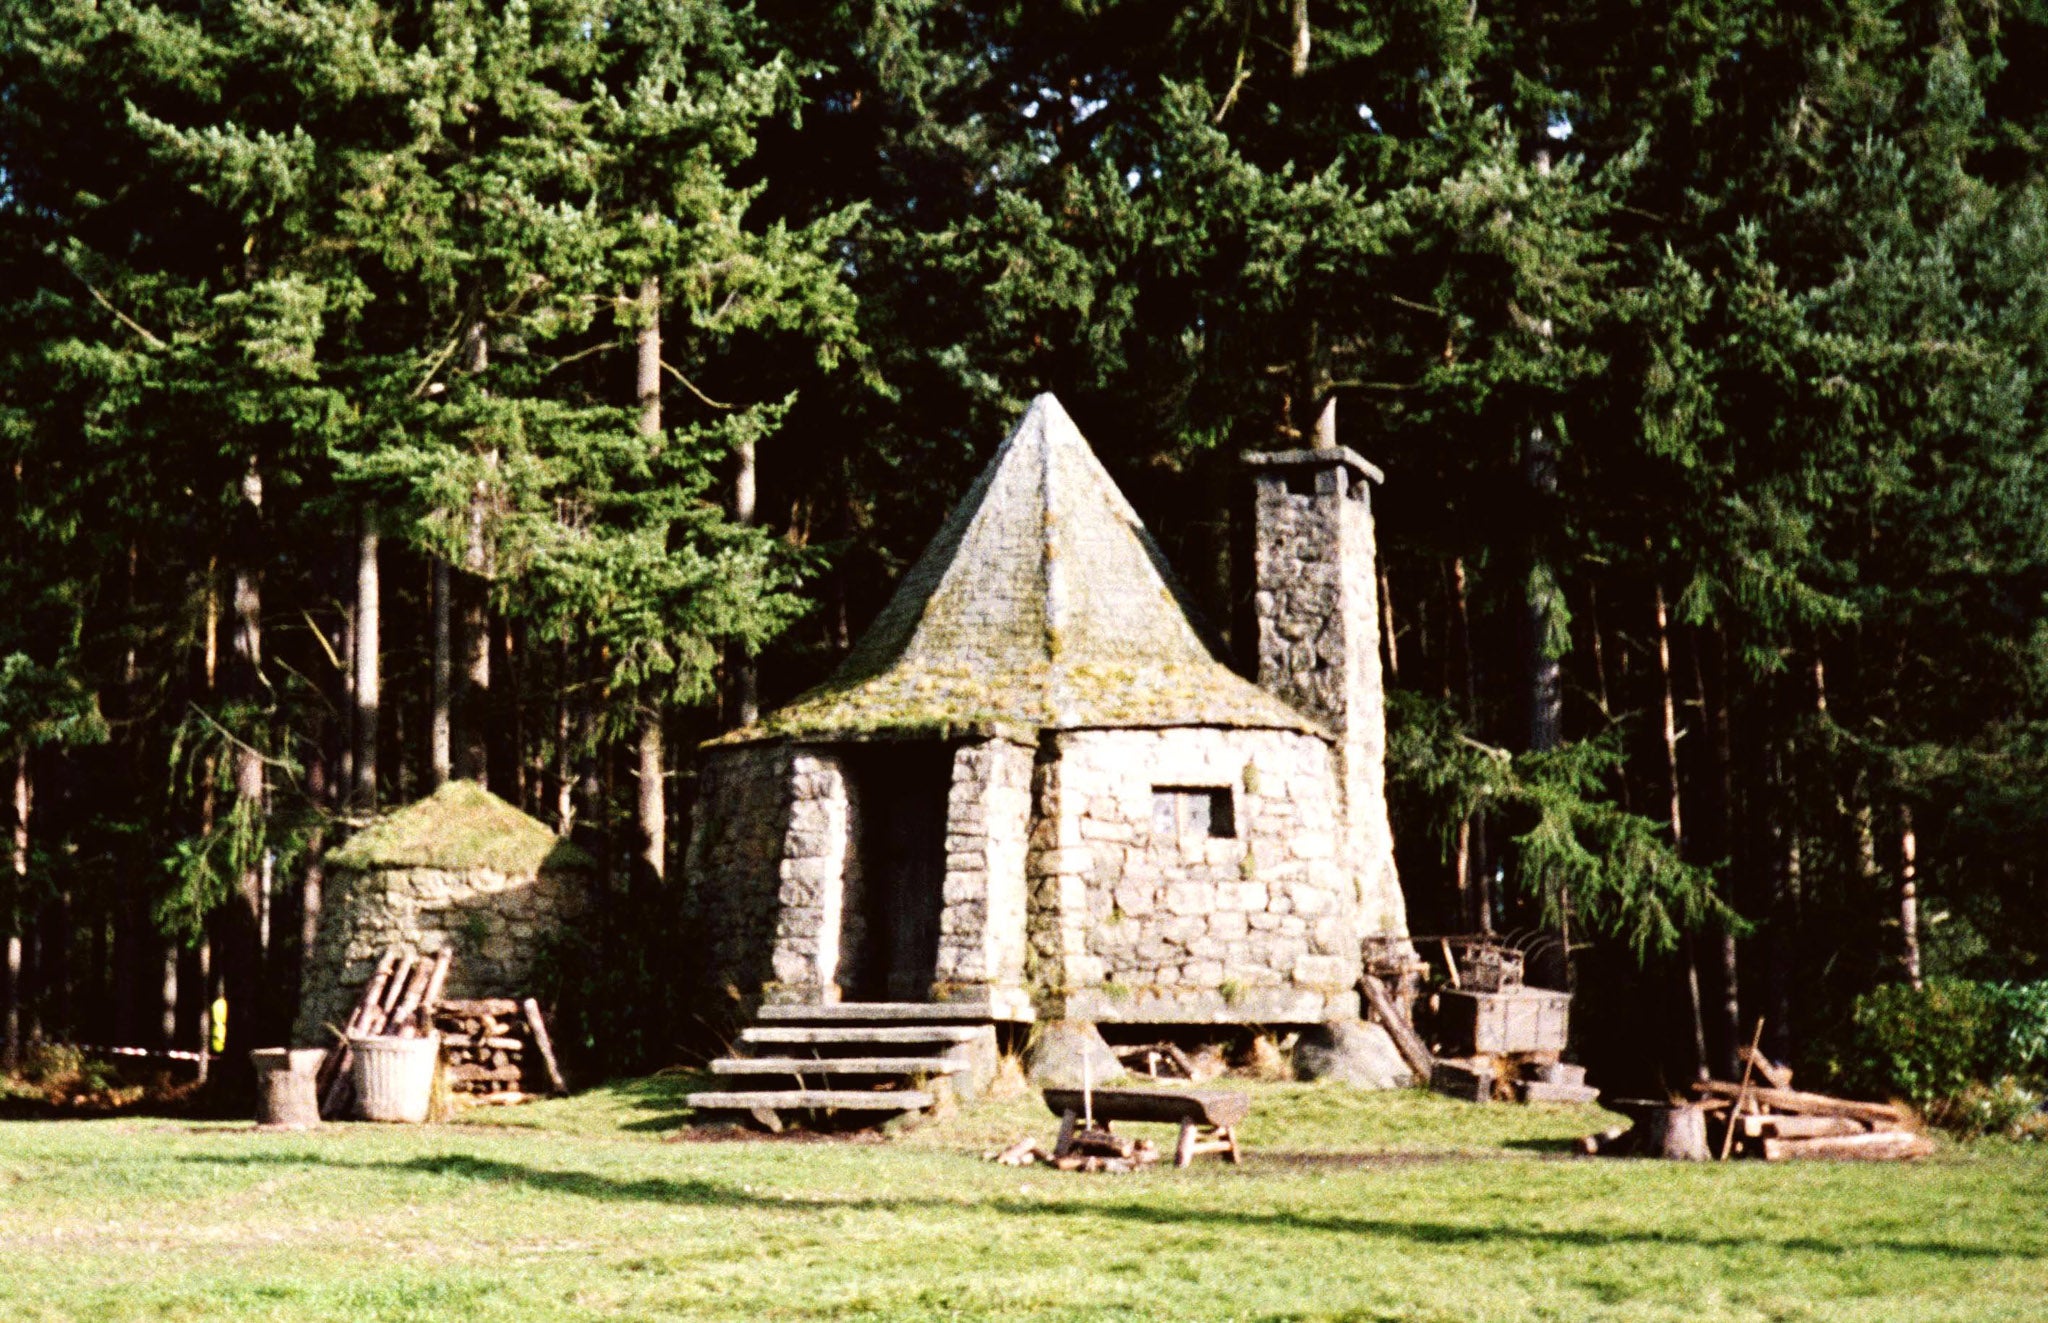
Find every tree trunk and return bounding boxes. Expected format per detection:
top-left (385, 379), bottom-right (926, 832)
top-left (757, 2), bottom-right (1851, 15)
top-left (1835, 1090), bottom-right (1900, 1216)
top-left (456, 577), bottom-right (491, 784)
top-left (1899, 806), bottom-right (1922, 990)
top-left (553, 638), bottom-right (575, 834)
top-left (1289, 0), bottom-right (1311, 76)
top-left (1652, 580), bottom-right (1708, 1081)
top-left (353, 505), bottom-right (379, 811)
top-left (5, 750), bottom-right (25, 1071)
top-left (222, 457), bottom-right (267, 1088)
top-left (1694, 629), bottom-right (1741, 1080)
top-left (732, 433), bottom-right (761, 727)
top-left (636, 709), bottom-right (665, 889)
top-left (634, 275), bottom-right (667, 886)
top-left (431, 559), bottom-right (453, 787)
top-left (1522, 428), bottom-right (1563, 754)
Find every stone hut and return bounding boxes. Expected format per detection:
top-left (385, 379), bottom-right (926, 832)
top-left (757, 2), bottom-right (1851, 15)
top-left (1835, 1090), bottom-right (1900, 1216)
top-left (685, 393), bottom-right (1407, 1028)
top-left (294, 780), bottom-right (595, 1044)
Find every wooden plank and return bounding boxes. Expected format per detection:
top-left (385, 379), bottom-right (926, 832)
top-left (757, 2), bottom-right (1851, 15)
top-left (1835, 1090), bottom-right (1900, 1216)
top-left (739, 1025), bottom-right (989, 1046)
top-left (1761, 1130), bottom-right (1933, 1162)
top-left (1692, 1079), bottom-right (1907, 1125)
top-left (686, 1089), bottom-right (935, 1111)
top-left (1041, 1086), bottom-right (1250, 1128)
top-left (754, 1002), bottom-right (995, 1024)
top-left (1359, 973), bottom-right (1435, 1078)
top-left (709, 1056), bottom-right (967, 1075)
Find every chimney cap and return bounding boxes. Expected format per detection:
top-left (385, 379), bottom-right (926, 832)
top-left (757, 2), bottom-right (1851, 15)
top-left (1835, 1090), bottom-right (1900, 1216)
top-left (1242, 446), bottom-right (1384, 485)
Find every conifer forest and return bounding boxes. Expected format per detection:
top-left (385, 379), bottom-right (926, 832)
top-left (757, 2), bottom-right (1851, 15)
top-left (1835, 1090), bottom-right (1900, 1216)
top-left (5, 0), bottom-right (2048, 1098)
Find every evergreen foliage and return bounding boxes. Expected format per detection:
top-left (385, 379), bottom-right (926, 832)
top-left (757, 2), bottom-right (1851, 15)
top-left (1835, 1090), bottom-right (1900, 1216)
top-left (4, 0), bottom-right (2048, 1083)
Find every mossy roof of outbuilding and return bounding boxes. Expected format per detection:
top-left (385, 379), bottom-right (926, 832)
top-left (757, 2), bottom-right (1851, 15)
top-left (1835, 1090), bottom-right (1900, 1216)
top-left (327, 780), bottom-right (595, 875)
top-left (715, 394), bottom-right (1322, 746)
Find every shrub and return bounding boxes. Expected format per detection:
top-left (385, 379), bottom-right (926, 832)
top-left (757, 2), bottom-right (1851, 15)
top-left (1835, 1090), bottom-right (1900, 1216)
top-left (1844, 977), bottom-right (2004, 1107)
top-left (1992, 980), bottom-right (2048, 1078)
top-left (1934, 1076), bottom-right (2043, 1139)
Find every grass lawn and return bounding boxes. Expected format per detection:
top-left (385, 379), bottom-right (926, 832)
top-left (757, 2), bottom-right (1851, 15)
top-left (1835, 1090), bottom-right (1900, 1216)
top-left (1, 1074), bottom-right (2042, 1321)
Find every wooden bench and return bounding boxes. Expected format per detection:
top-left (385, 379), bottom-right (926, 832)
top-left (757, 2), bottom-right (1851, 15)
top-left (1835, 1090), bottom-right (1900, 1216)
top-left (1041, 1087), bottom-right (1250, 1167)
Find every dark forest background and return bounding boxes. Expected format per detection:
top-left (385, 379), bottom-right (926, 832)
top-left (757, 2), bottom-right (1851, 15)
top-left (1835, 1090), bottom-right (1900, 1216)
top-left (7, 0), bottom-right (2048, 1095)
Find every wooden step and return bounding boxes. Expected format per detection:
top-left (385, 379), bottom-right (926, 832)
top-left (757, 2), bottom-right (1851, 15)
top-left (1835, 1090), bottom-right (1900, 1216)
top-left (755, 1002), bottom-right (992, 1024)
top-left (685, 1089), bottom-right (934, 1112)
top-left (711, 1056), bottom-right (967, 1076)
top-left (739, 1025), bottom-right (989, 1046)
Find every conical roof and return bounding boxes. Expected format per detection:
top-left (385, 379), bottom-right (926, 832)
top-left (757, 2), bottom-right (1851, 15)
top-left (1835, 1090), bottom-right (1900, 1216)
top-left (728, 394), bottom-right (1320, 744)
top-left (327, 780), bottom-right (595, 876)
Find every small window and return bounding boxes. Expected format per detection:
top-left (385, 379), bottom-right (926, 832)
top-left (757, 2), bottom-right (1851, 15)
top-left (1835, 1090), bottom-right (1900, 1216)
top-left (1152, 786), bottom-right (1236, 839)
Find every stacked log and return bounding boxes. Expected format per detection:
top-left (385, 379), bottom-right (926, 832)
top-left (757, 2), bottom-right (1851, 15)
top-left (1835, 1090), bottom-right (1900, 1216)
top-left (431, 996), bottom-right (566, 1104)
top-left (1580, 1071), bottom-right (1931, 1161)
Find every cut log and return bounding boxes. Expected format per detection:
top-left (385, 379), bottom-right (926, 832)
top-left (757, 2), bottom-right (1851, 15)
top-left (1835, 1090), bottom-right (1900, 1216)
top-left (1692, 1079), bottom-right (1908, 1125)
top-left (437, 998), bottom-right (522, 1016)
top-left (387, 950), bottom-right (446, 1034)
top-left (1739, 1045), bottom-right (1794, 1091)
top-left (1761, 1130), bottom-right (1933, 1162)
top-left (1739, 1114), bottom-right (1869, 1140)
top-left (1360, 973), bottom-right (1435, 1078)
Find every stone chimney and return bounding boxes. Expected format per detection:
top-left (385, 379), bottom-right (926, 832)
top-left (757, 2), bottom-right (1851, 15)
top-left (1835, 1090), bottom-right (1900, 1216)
top-left (1243, 425), bottom-right (1406, 938)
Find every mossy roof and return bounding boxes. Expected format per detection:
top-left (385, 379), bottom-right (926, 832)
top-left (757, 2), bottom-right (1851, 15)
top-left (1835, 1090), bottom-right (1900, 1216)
top-left (328, 780), bottom-right (595, 876)
top-left (718, 394), bottom-right (1321, 746)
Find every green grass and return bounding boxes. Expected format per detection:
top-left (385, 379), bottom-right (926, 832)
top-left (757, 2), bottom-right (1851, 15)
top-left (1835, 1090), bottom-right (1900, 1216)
top-left (1, 1075), bottom-right (2043, 1321)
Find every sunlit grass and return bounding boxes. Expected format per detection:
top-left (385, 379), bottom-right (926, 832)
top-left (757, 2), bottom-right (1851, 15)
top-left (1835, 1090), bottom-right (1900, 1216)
top-left (0, 1076), bottom-right (2041, 1321)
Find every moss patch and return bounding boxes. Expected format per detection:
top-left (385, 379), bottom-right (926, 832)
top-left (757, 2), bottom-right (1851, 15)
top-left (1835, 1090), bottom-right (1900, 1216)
top-left (328, 781), bottom-right (593, 876)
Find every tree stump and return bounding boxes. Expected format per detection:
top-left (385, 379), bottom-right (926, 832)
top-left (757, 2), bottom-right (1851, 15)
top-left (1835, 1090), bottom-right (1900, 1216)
top-left (252, 1048), bottom-right (327, 1130)
top-left (1635, 1103), bottom-right (1712, 1161)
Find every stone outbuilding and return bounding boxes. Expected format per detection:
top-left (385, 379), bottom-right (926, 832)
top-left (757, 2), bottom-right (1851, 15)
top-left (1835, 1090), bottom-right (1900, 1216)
top-left (685, 393), bottom-right (1407, 1028)
top-left (294, 780), bottom-right (594, 1044)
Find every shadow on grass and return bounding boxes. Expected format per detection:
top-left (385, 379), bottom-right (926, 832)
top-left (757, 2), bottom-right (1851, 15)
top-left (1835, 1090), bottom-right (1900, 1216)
top-left (612, 1074), bottom-right (705, 1134)
top-left (179, 1149), bottom-right (2014, 1263)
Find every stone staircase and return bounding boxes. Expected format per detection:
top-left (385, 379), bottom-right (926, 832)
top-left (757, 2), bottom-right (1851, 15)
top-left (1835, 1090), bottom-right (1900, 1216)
top-left (686, 1003), bottom-right (1000, 1126)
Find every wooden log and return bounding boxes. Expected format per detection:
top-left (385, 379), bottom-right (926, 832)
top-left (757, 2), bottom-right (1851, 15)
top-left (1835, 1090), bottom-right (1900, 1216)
top-left (1739, 1045), bottom-right (1794, 1091)
top-left (379, 954), bottom-right (418, 1015)
top-left (462, 1091), bottom-right (532, 1108)
top-left (1739, 1113), bottom-right (1870, 1140)
top-left (394, 950), bottom-right (452, 1037)
top-left (1578, 1123), bottom-right (1631, 1156)
top-left (449, 1062), bottom-right (524, 1084)
top-left (1692, 1079), bottom-right (1908, 1125)
top-left (1761, 1130), bottom-right (1933, 1162)
top-left (437, 998), bottom-right (521, 1016)
top-left (522, 997), bottom-right (568, 1096)
top-left (1360, 972), bottom-right (1435, 1078)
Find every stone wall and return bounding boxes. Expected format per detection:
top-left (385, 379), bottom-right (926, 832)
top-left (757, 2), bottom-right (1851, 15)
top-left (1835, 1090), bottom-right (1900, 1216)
top-left (685, 741), bottom-right (794, 1007)
top-left (766, 749), bottom-right (851, 1002)
top-left (1250, 453), bottom-right (1407, 939)
top-left (293, 862), bottom-right (590, 1046)
top-left (934, 738), bottom-right (1034, 1017)
top-left (1031, 726), bottom-right (1362, 1023)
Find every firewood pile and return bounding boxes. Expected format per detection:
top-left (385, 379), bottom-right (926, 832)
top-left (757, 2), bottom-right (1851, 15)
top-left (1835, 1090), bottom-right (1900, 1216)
top-left (431, 996), bottom-right (567, 1106)
top-left (1581, 1042), bottom-right (1932, 1162)
top-left (988, 1129), bottom-right (1162, 1173)
top-left (312, 946), bottom-right (566, 1118)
